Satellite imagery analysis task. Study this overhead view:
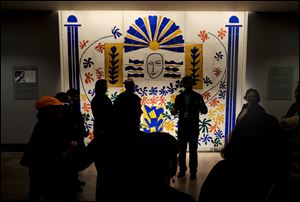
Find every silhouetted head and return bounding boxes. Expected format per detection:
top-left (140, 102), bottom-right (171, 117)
top-left (67, 88), bottom-right (79, 101)
top-left (137, 132), bottom-right (179, 185)
top-left (244, 88), bottom-right (260, 105)
top-left (181, 75), bottom-right (193, 91)
top-left (124, 79), bottom-right (135, 93)
top-left (35, 96), bottom-right (64, 120)
top-left (95, 79), bottom-right (107, 95)
top-left (55, 92), bottom-right (72, 106)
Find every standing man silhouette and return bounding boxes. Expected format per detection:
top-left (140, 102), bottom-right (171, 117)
top-left (91, 79), bottom-right (113, 140)
top-left (171, 75), bottom-right (208, 180)
top-left (113, 79), bottom-right (142, 147)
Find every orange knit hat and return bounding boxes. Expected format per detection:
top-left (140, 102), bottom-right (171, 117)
top-left (35, 96), bottom-right (64, 110)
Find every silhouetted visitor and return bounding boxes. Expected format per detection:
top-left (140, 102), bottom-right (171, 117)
top-left (283, 82), bottom-right (299, 118)
top-left (199, 100), bottom-right (282, 202)
top-left (133, 132), bottom-right (196, 201)
top-left (110, 79), bottom-right (143, 198)
top-left (91, 79), bottom-right (113, 140)
top-left (171, 75), bottom-right (208, 180)
top-left (55, 91), bottom-right (86, 192)
top-left (66, 88), bottom-right (89, 147)
top-left (113, 79), bottom-right (143, 147)
top-left (236, 88), bottom-right (265, 124)
top-left (75, 129), bottom-right (147, 201)
top-left (265, 82), bottom-right (299, 202)
top-left (76, 79), bottom-right (116, 200)
top-left (20, 96), bottom-right (78, 201)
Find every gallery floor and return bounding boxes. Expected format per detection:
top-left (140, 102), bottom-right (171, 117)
top-left (1, 152), bottom-right (222, 201)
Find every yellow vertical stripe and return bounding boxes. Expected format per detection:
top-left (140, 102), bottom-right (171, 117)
top-left (185, 44), bottom-right (203, 89)
top-left (157, 20), bottom-right (174, 42)
top-left (143, 17), bottom-right (152, 42)
top-left (104, 43), bottom-right (123, 87)
top-left (153, 16), bottom-right (162, 42)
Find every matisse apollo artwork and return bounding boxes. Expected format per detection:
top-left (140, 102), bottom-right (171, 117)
top-left (59, 11), bottom-right (247, 151)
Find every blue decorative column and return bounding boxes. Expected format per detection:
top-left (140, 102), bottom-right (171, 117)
top-left (64, 15), bottom-right (81, 91)
top-left (225, 16), bottom-right (242, 143)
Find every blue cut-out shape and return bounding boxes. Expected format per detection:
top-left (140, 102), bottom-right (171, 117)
top-left (124, 15), bottom-right (184, 53)
top-left (143, 105), bottom-right (164, 133)
top-left (67, 15), bottom-right (78, 23)
top-left (229, 16), bottom-right (239, 23)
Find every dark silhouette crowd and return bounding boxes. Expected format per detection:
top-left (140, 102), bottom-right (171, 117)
top-left (199, 82), bottom-right (299, 202)
top-left (20, 78), bottom-right (299, 202)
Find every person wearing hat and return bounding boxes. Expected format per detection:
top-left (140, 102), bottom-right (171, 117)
top-left (20, 96), bottom-right (79, 201)
top-left (171, 75), bottom-right (208, 180)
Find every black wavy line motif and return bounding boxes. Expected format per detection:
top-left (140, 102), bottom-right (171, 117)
top-left (125, 66), bottom-right (144, 71)
top-left (128, 73), bottom-right (144, 77)
top-left (127, 71), bottom-right (144, 74)
top-left (165, 60), bottom-right (183, 65)
top-left (165, 67), bottom-right (179, 72)
top-left (129, 59), bottom-right (144, 64)
top-left (164, 73), bottom-right (181, 78)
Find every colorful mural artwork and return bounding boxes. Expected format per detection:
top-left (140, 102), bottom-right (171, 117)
top-left (60, 11), bottom-right (247, 151)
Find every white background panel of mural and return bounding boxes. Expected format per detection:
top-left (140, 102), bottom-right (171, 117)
top-left (59, 11), bottom-right (247, 151)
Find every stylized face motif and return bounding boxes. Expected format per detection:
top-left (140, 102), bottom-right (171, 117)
top-left (146, 53), bottom-right (164, 79)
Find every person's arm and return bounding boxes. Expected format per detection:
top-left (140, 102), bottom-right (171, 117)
top-left (91, 98), bottom-right (97, 119)
top-left (199, 95), bottom-right (208, 114)
top-left (62, 140), bottom-right (78, 158)
top-left (137, 96), bottom-right (143, 115)
top-left (171, 95), bottom-right (179, 115)
top-left (74, 139), bottom-right (97, 171)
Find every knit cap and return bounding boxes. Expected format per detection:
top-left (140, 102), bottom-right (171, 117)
top-left (35, 96), bottom-right (64, 110)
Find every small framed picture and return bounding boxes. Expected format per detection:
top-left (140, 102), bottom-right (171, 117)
top-left (267, 66), bottom-right (293, 100)
top-left (13, 66), bottom-right (39, 100)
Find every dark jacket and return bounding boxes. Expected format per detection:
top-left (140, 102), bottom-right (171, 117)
top-left (21, 118), bottom-right (74, 168)
top-left (113, 91), bottom-right (142, 144)
top-left (174, 90), bottom-right (207, 134)
top-left (20, 113), bottom-right (76, 200)
top-left (223, 108), bottom-right (282, 167)
top-left (236, 103), bottom-right (265, 124)
top-left (91, 93), bottom-right (113, 138)
top-left (203, 110), bottom-right (282, 202)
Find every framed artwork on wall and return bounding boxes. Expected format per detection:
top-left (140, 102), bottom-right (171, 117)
top-left (267, 66), bottom-right (293, 100)
top-left (13, 66), bottom-right (38, 100)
